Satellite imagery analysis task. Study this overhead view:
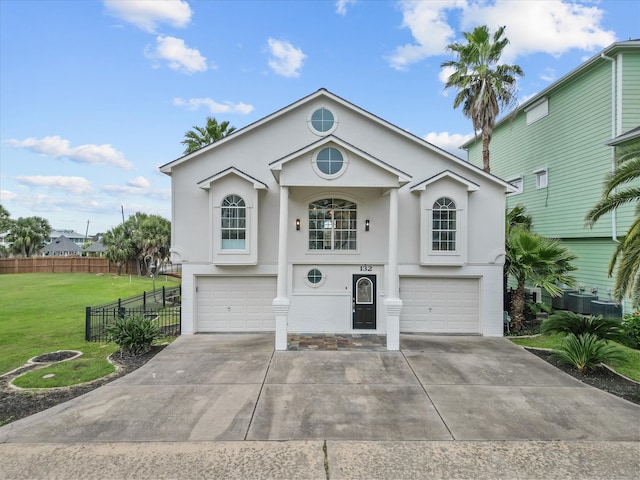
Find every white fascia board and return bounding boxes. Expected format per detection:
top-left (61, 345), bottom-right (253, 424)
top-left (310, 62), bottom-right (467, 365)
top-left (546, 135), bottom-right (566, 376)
top-left (197, 167), bottom-right (268, 190)
top-left (410, 170), bottom-right (480, 192)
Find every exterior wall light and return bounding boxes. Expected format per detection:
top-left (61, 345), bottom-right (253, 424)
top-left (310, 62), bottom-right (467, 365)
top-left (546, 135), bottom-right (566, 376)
top-left (296, 219), bottom-right (301, 231)
top-left (365, 219), bottom-right (370, 232)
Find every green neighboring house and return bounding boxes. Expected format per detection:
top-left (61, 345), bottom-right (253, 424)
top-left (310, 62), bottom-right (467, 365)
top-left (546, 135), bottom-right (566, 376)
top-left (463, 40), bottom-right (640, 314)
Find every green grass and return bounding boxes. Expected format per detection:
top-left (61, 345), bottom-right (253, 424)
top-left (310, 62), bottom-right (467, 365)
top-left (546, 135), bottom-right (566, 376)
top-left (511, 334), bottom-right (640, 382)
top-left (0, 273), bottom-right (180, 386)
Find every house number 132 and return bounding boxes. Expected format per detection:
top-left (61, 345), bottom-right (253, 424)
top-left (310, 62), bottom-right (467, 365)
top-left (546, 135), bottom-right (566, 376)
top-left (360, 265), bottom-right (373, 272)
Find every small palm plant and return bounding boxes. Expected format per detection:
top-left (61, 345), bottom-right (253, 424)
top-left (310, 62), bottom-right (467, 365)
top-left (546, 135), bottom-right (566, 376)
top-left (552, 333), bottom-right (625, 373)
top-left (105, 314), bottom-right (160, 356)
top-left (541, 311), bottom-right (626, 343)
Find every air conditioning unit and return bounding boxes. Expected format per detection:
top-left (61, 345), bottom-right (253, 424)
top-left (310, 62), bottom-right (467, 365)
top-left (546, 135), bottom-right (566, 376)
top-left (524, 287), bottom-right (542, 303)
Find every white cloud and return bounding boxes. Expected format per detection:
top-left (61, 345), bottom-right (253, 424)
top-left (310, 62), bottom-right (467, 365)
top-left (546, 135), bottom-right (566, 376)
top-left (424, 131), bottom-right (475, 157)
top-left (6, 136), bottom-right (133, 170)
top-left (173, 97), bottom-right (254, 114)
top-left (15, 176), bottom-right (93, 195)
top-left (391, 0), bottom-right (616, 70)
top-left (147, 36), bottom-right (208, 74)
top-left (267, 38), bottom-right (306, 78)
top-left (0, 190), bottom-right (18, 202)
top-left (336, 0), bottom-right (357, 15)
top-left (460, 0), bottom-right (616, 62)
top-left (129, 176), bottom-right (151, 189)
top-left (388, 0), bottom-right (462, 71)
top-left (103, 0), bottom-right (192, 33)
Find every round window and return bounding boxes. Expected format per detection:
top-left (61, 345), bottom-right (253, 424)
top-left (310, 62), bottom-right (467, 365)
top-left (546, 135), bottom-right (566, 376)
top-left (311, 108), bottom-right (334, 132)
top-left (306, 268), bottom-right (324, 287)
top-left (316, 147), bottom-right (344, 176)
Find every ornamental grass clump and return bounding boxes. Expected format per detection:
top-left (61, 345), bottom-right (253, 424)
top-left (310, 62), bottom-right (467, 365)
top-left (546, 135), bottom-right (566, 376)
top-left (552, 333), bottom-right (625, 373)
top-left (105, 314), bottom-right (160, 356)
top-left (541, 311), bottom-right (626, 343)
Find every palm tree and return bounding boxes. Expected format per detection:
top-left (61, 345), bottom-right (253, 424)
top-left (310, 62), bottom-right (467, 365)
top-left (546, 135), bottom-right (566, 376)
top-left (7, 216), bottom-right (51, 257)
top-left (586, 140), bottom-right (640, 306)
top-left (181, 116), bottom-right (236, 154)
top-left (504, 205), bottom-right (533, 306)
top-left (103, 224), bottom-right (134, 275)
top-left (441, 25), bottom-right (523, 173)
top-left (507, 227), bottom-right (577, 330)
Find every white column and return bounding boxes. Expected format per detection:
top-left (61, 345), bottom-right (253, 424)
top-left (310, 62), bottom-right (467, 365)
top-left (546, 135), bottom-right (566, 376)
top-left (385, 187), bottom-right (402, 350)
top-left (273, 185), bottom-right (290, 350)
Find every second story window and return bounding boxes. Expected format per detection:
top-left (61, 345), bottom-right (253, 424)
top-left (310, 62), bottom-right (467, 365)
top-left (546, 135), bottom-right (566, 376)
top-left (432, 197), bottom-right (456, 252)
top-left (309, 198), bottom-right (357, 251)
top-left (221, 194), bottom-right (246, 250)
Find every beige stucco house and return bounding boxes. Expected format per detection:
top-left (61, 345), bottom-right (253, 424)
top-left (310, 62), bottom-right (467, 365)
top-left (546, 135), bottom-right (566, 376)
top-left (160, 89), bottom-right (513, 350)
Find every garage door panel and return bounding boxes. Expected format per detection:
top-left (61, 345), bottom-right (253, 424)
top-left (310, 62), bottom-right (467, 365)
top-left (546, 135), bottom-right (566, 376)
top-left (400, 277), bottom-right (479, 333)
top-left (196, 276), bottom-right (276, 332)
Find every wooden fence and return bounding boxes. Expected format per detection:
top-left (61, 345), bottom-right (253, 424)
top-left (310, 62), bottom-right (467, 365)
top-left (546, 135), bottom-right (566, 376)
top-left (0, 256), bottom-right (138, 275)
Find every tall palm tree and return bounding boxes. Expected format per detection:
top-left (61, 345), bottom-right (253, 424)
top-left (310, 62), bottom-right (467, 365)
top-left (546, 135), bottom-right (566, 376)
top-left (586, 140), bottom-right (640, 306)
top-left (507, 228), bottom-right (577, 330)
top-left (441, 25), bottom-right (523, 173)
top-left (103, 224), bottom-right (134, 275)
top-left (181, 116), bottom-right (236, 154)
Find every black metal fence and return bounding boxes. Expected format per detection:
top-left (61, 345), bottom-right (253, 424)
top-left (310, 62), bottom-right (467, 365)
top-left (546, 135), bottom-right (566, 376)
top-left (85, 285), bottom-right (181, 342)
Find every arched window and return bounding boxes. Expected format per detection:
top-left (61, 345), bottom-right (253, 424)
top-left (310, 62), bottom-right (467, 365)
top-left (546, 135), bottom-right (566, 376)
top-left (308, 198), bottom-right (357, 250)
top-left (432, 197), bottom-right (456, 251)
top-left (221, 194), bottom-right (246, 249)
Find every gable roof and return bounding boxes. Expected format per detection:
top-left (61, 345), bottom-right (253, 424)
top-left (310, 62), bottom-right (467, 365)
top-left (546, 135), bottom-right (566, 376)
top-left (269, 134), bottom-right (412, 185)
top-left (462, 39), bottom-right (640, 149)
top-left (197, 167), bottom-right (269, 190)
top-left (159, 88), bottom-right (513, 191)
top-left (410, 170), bottom-right (481, 192)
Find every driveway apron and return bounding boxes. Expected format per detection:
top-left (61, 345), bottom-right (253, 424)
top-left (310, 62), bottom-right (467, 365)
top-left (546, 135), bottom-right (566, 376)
top-left (0, 334), bottom-right (638, 444)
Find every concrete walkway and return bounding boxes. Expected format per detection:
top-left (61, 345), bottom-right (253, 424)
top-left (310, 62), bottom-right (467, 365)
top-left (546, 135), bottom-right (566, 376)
top-left (1, 334), bottom-right (639, 479)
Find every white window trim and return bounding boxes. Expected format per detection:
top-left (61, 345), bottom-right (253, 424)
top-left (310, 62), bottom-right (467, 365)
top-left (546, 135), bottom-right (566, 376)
top-left (533, 168), bottom-right (548, 189)
top-left (304, 267), bottom-right (327, 288)
top-left (311, 146), bottom-right (349, 179)
top-left (307, 105), bottom-right (339, 136)
top-left (525, 97), bottom-right (549, 125)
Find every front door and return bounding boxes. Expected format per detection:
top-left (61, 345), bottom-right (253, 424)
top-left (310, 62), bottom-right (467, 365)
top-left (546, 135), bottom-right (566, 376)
top-left (353, 274), bottom-right (376, 329)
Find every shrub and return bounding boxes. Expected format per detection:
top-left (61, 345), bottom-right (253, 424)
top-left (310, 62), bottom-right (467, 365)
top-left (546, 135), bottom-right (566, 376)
top-left (105, 314), bottom-right (160, 356)
top-left (540, 311), bottom-right (626, 342)
top-left (552, 333), bottom-right (625, 373)
top-left (622, 313), bottom-right (640, 349)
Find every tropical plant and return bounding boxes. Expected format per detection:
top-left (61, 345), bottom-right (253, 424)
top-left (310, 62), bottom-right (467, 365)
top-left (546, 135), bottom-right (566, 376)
top-left (541, 311), bottom-right (626, 343)
top-left (105, 314), bottom-right (160, 356)
top-left (586, 140), bottom-right (640, 307)
top-left (441, 25), bottom-right (523, 173)
top-left (6, 216), bottom-right (51, 257)
top-left (507, 227), bottom-right (577, 329)
top-left (621, 312), bottom-right (640, 349)
top-left (181, 116), bottom-right (236, 154)
top-left (103, 223), bottom-right (134, 275)
top-left (552, 333), bottom-right (625, 373)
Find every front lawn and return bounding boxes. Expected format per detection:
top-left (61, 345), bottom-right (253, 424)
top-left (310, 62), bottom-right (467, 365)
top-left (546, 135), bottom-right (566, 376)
top-left (510, 334), bottom-right (640, 382)
top-left (0, 273), bottom-right (180, 383)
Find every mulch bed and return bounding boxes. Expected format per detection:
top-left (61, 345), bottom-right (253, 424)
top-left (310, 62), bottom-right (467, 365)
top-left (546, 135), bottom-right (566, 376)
top-left (526, 348), bottom-right (640, 405)
top-left (0, 345), bottom-right (166, 426)
top-left (1, 344), bottom-right (638, 427)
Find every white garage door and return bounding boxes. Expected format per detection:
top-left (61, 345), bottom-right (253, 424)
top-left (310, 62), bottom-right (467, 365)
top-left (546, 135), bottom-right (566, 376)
top-left (400, 277), bottom-right (479, 333)
top-left (196, 276), bottom-right (277, 332)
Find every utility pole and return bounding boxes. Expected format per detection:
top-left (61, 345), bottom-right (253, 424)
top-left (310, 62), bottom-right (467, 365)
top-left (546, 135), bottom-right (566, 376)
top-left (121, 205), bottom-right (125, 224)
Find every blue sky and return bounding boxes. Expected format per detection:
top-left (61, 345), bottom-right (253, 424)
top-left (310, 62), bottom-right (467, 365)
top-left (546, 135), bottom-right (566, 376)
top-left (1, 0), bottom-right (637, 236)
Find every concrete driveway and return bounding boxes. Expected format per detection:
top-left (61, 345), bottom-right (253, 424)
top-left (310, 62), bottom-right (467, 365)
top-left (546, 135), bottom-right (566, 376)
top-left (1, 334), bottom-right (638, 479)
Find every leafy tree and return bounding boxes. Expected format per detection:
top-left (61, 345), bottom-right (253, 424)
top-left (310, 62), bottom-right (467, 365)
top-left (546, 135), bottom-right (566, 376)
top-left (586, 140), bottom-right (640, 307)
top-left (507, 227), bottom-right (577, 329)
top-left (441, 25), bottom-right (523, 173)
top-left (181, 116), bottom-right (236, 154)
top-left (7, 216), bottom-right (51, 257)
top-left (0, 204), bottom-right (13, 233)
